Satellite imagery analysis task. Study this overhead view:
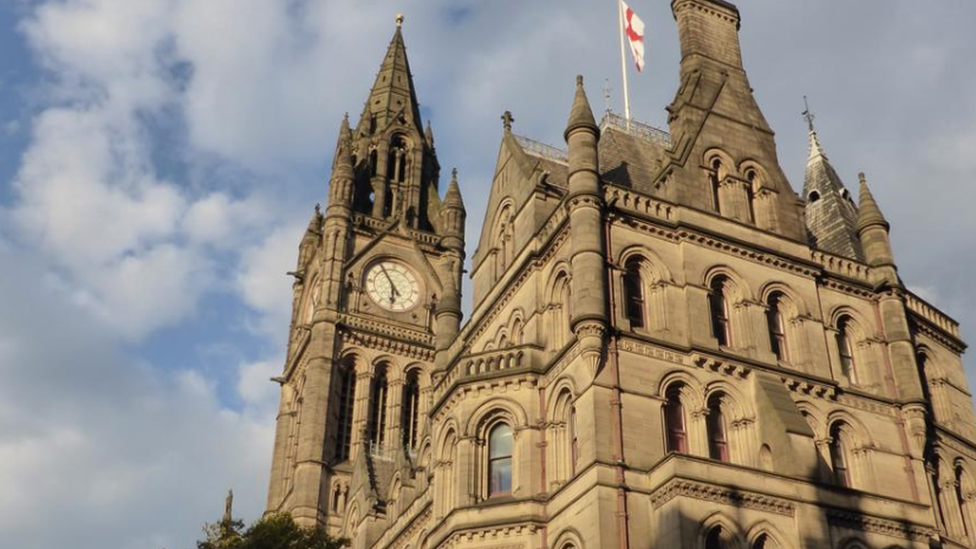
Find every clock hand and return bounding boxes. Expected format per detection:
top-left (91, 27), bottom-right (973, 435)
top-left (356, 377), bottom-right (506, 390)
top-left (379, 265), bottom-right (401, 297)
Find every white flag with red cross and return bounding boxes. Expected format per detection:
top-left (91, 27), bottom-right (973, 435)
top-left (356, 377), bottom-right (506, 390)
top-left (620, 0), bottom-right (645, 72)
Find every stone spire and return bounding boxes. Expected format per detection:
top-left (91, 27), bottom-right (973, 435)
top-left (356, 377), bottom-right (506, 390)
top-left (564, 75), bottom-right (599, 141)
top-left (856, 172), bottom-right (889, 233)
top-left (855, 173), bottom-right (897, 282)
top-left (443, 169), bottom-right (465, 211)
top-left (358, 19), bottom-right (424, 136)
top-left (425, 119), bottom-right (435, 149)
top-left (801, 116), bottom-right (862, 260)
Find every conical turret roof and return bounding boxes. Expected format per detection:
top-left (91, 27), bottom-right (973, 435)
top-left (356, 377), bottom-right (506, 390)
top-left (443, 168), bottom-right (465, 211)
top-left (564, 75), bottom-right (599, 141)
top-left (332, 114), bottom-right (354, 175)
top-left (856, 173), bottom-right (889, 233)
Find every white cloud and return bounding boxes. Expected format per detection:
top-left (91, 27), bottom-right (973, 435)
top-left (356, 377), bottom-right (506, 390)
top-left (236, 220), bottom-right (306, 341)
top-left (0, 240), bottom-right (274, 549)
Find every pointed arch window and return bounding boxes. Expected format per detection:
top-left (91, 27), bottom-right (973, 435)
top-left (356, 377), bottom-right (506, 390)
top-left (335, 359), bottom-right (357, 461)
top-left (836, 316), bottom-right (858, 385)
top-left (665, 387), bottom-right (688, 454)
top-left (957, 465), bottom-right (971, 539)
top-left (766, 292), bottom-right (789, 362)
top-left (511, 318), bottom-right (524, 346)
top-left (570, 405), bottom-right (579, 474)
top-left (388, 135), bottom-right (408, 184)
top-left (623, 258), bottom-right (646, 330)
top-left (488, 423), bottom-right (513, 497)
top-left (745, 169), bottom-right (758, 224)
top-left (368, 364), bottom-right (389, 448)
top-left (709, 276), bottom-right (732, 347)
top-left (829, 422), bottom-right (852, 488)
top-left (402, 370), bottom-right (421, 451)
top-left (707, 394), bottom-right (730, 462)
top-left (710, 159), bottom-right (722, 213)
top-left (705, 527), bottom-right (726, 549)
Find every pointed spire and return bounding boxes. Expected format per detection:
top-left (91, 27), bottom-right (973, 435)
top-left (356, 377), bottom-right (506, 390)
top-left (856, 172), bottom-right (889, 233)
top-left (803, 96), bottom-right (827, 162)
top-left (564, 75), bottom-right (599, 141)
top-left (444, 168), bottom-right (465, 210)
top-left (306, 204), bottom-right (323, 234)
top-left (425, 119), bottom-right (435, 148)
top-left (340, 112), bottom-right (352, 142)
top-left (359, 18), bottom-right (423, 134)
top-left (801, 113), bottom-right (862, 260)
top-left (333, 114), bottom-right (354, 175)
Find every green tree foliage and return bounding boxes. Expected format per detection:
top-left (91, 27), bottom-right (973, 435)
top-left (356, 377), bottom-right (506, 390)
top-left (196, 512), bottom-right (348, 549)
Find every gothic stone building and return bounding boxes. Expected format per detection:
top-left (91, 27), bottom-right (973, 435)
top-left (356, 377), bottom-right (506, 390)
top-left (265, 2), bottom-right (976, 549)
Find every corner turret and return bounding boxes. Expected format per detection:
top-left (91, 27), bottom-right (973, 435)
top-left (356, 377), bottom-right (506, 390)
top-left (856, 173), bottom-right (897, 285)
top-left (327, 115), bottom-right (355, 215)
top-left (564, 76), bottom-right (607, 373)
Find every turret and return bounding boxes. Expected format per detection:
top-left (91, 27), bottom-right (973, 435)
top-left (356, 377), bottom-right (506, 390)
top-left (564, 76), bottom-right (607, 373)
top-left (434, 168), bottom-right (465, 366)
top-left (440, 168), bottom-right (466, 249)
top-left (327, 115), bottom-right (355, 216)
top-left (856, 173), bottom-right (897, 285)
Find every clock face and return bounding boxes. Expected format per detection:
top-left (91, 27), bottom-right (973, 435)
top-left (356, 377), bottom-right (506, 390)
top-left (364, 261), bottom-right (421, 312)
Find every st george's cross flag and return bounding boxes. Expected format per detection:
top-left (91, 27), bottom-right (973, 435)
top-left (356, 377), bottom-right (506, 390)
top-left (620, 0), bottom-right (646, 72)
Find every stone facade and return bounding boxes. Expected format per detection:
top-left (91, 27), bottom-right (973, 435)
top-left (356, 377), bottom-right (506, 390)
top-left (265, 2), bottom-right (976, 549)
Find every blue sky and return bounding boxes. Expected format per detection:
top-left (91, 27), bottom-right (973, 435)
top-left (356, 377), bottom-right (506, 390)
top-left (1, 2), bottom-right (975, 549)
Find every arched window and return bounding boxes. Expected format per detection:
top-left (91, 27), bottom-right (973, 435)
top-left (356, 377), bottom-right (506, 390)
top-left (388, 135), bottom-right (408, 184)
top-left (957, 465), bottom-right (971, 539)
top-left (808, 190), bottom-right (821, 203)
top-left (401, 370), bottom-right (421, 450)
top-left (709, 276), bottom-right (732, 347)
top-left (488, 423), bottom-right (513, 497)
top-left (623, 258), bottom-right (646, 330)
top-left (836, 316), bottom-right (858, 385)
top-left (570, 406), bottom-right (579, 474)
top-left (829, 422), bottom-right (853, 488)
top-left (511, 318), bottom-right (524, 346)
top-left (335, 359), bottom-right (356, 461)
top-left (550, 273), bottom-right (572, 350)
top-left (705, 527), bottom-right (725, 549)
top-left (665, 386), bottom-right (688, 454)
top-left (368, 364), bottom-right (389, 448)
top-left (766, 292), bottom-right (789, 362)
top-left (710, 158), bottom-right (722, 213)
top-left (752, 534), bottom-right (770, 549)
top-left (745, 169), bottom-right (758, 224)
top-left (707, 394), bottom-right (730, 462)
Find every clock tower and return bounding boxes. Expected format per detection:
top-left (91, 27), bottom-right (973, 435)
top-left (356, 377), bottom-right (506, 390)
top-left (264, 17), bottom-right (466, 534)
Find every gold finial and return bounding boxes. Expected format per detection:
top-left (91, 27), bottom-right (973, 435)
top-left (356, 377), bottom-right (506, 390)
top-left (396, 14), bottom-right (404, 27)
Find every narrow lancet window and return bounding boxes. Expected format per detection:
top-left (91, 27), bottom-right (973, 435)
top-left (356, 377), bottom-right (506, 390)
top-left (335, 360), bottom-right (356, 461)
top-left (368, 365), bottom-right (389, 448)
top-left (665, 387), bottom-right (688, 454)
top-left (709, 276), bottom-right (731, 347)
top-left (488, 423), bottom-right (513, 497)
top-left (766, 292), bottom-right (789, 362)
top-left (623, 258), bottom-right (646, 329)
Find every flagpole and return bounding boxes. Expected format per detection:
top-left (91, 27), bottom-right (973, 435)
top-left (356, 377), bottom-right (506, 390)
top-left (617, 0), bottom-right (631, 130)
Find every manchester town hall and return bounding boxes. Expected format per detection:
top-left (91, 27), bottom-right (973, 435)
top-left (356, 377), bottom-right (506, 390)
top-left (264, 2), bottom-right (976, 549)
